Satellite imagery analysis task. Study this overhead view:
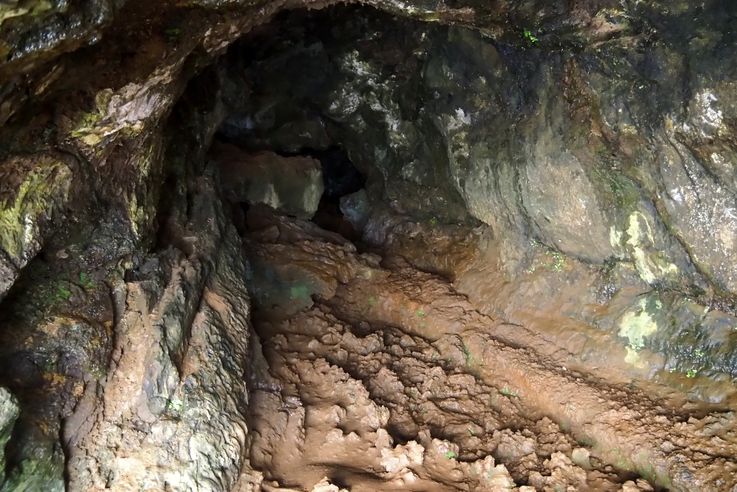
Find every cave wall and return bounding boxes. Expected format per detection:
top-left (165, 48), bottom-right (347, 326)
top-left (0, 0), bottom-right (735, 489)
top-left (221, 3), bottom-right (737, 295)
top-left (212, 6), bottom-right (737, 388)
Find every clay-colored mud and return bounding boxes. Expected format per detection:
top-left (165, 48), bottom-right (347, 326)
top-left (242, 206), bottom-right (737, 491)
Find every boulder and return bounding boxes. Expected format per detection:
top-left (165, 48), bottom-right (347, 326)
top-left (212, 143), bottom-right (324, 219)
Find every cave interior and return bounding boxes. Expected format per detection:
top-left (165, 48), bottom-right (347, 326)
top-left (0, 1), bottom-right (736, 491)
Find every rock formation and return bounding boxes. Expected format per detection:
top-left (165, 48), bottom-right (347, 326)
top-left (0, 0), bottom-right (736, 490)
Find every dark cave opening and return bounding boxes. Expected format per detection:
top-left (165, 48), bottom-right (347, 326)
top-left (213, 133), bottom-right (367, 241)
top-left (195, 5), bottom-right (737, 489)
top-left (1, 0), bottom-right (737, 490)
top-left (306, 146), bottom-right (366, 241)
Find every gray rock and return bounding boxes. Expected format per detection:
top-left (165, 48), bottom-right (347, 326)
top-left (658, 140), bottom-right (737, 293)
top-left (65, 178), bottom-right (258, 491)
top-left (0, 154), bottom-right (73, 296)
top-left (0, 250), bottom-right (18, 300)
top-left (519, 136), bottom-right (614, 263)
top-left (212, 143), bottom-right (324, 219)
top-left (0, 0), bottom-right (735, 488)
top-left (0, 387), bottom-right (19, 484)
top-left (214, 5), bottom-right (737, 385)
top-left (340, 189), bottom-right (370, 231)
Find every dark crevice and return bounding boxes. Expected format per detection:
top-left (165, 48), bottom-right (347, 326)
top-left (2, 1), bottom-right (737, 491)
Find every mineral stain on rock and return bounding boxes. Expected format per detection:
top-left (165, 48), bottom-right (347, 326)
top-left (0, 1), bottom-right (736, 491)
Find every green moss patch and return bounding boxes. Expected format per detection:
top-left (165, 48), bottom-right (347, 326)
top-left (0, 157), bottom-right (72, 263)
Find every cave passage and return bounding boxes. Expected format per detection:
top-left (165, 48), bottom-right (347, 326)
top-left (309, 146), bottom-right (366, 241)
top-left (200, 5), bottom-right (737, 490)
top-left (0, 1), bottom-right (736, 491)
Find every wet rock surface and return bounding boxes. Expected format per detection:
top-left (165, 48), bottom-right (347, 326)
top-left (243, 207), bottom-right (737, 491)
top-left (0, 0), bottom-right (736, 490)
top-left (212, 142), bottom-right (324, 219)
top-left (65, 178), bottom-right (255, 491)
top-left (0, 388), bottom-right (18, 485)
top-left (0, 153), bottom-right (76, 300)
top-left (216, 6), bottom-right (737, 396)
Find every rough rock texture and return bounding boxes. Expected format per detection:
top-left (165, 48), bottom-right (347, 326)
top-left (0, 16), bottom-right (259, 484)
top-left (0, 387), bottom-right (18, 484)
top-left (0, 0), bottom-right (736, 490)
top-left (0, 153), bottom-right (75, 301)
top-left (217, 6), bottom-right (737, 395)
top-left (243, 206), bottom-right (737, 491)
top-left (221, 3), bottom-right (737, 301)
top-left (212, 143), bottom-right (324, 219)
top-left (64, 178), bottom-right (256, 491)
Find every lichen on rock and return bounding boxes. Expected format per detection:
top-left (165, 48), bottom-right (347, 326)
top-left (0, 154), bottom-right (73, 299)
top-left (0, 0), bottom-right (736, 490)
top-left (618, 297), bottom-right (662, 368)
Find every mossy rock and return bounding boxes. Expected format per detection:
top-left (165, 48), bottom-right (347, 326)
top-left (0, 154), bottom-right (72, 265)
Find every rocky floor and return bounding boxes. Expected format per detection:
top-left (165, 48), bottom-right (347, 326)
top-left (241, 206), bottom-right (737, 491)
